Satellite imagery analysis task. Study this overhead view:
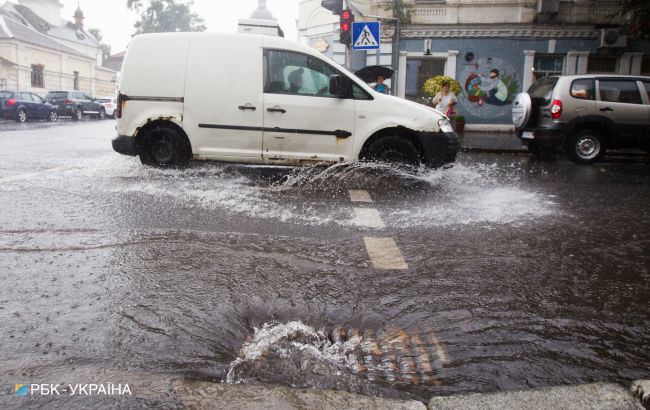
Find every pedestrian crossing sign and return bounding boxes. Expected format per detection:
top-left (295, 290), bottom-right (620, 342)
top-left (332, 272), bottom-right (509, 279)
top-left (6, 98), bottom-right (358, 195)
top-left (352, 22), bottom-right (380, 50)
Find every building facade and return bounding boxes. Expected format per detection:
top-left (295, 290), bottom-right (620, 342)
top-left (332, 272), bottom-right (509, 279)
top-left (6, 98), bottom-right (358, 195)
top-left (298, 0), bottom-right (650, 129)
top-left (0, 0), bottom-right (116, 97)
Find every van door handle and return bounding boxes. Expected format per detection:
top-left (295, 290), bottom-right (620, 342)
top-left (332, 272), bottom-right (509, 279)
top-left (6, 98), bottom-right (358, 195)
top-left (599, 107), bottom-right (613, 112)
top-left (267, 107), bottom-right (286, 114)
top-left (238, 105), bottom-right (256, 111)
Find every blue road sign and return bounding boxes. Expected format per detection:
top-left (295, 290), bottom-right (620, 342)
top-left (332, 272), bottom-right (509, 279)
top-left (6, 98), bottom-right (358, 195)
top-left (352, 21), bottom-right (380, 50)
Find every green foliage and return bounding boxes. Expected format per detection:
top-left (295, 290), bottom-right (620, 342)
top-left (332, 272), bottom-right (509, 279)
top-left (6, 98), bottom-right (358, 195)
top-left (620, 0), bottom-right (650, 39)
top-left (422, 76), bottom-right (462, 97)
top-left (126, 0), bottom-right (206, 35)
top-left (382, 1), bottom-right (413, 25)
top-left (88, 28), bottom-right (111, 65)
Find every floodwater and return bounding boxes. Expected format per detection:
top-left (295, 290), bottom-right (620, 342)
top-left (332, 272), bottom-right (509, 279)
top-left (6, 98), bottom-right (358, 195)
top-left (0, 121), bottom-right (648, 407)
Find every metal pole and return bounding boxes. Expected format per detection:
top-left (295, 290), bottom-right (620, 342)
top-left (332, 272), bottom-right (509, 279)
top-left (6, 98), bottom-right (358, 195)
top-left (391, 0), bottom-right (401, 96)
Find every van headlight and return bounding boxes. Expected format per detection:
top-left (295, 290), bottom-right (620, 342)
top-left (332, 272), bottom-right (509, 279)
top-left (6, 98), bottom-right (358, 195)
top-left (438, 118), bottom-right (454, 133)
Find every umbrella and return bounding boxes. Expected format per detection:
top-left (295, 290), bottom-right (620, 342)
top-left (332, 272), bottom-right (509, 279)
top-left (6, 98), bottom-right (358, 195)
top-left (354, 65), bottom-right (394, 83)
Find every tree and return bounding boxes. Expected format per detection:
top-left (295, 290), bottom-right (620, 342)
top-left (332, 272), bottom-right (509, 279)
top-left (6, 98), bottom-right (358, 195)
top-left (88, 28), bottom-right (111, 65)
top-left (620, 0), bottom-right (650, 39)
top-left (126, 0), bottom-right (206, 35)
top-left (383, 0), bottom-right (413, 25)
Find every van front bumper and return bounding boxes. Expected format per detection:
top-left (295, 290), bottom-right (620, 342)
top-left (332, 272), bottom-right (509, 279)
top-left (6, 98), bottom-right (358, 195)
top-left (112, 135), bottom-right (138, 156)
top-left (416, 131), bottom-right (460, 168)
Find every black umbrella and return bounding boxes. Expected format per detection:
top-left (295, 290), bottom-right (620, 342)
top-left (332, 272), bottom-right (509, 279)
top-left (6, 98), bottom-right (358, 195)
top-left (354, 65), bottom-right (394, 83)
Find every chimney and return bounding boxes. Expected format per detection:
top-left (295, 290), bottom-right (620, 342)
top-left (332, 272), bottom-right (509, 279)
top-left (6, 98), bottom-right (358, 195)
top-left (74, 4), bottom-right (84, 30)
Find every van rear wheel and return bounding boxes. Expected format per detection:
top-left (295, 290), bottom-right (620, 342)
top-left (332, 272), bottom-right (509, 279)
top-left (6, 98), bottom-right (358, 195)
top-left (139, 127), bottom-right (191, 168)
top-left (366, 136), bottom-right (420, 167)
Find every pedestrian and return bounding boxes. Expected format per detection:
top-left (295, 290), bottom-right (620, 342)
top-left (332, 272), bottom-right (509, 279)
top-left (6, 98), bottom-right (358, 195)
top-left (432, 80), bottom-right (457, 117)
top-left (373, 75), bottom-right (389, 94)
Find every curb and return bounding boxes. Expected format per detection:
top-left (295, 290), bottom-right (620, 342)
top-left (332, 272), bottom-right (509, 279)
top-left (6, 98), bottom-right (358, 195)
top-left (632, 380), bottom-right (650, 409)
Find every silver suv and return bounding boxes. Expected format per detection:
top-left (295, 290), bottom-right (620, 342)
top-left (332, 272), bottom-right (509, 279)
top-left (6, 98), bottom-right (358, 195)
top-left (513, 75), bottom-right (650, 164)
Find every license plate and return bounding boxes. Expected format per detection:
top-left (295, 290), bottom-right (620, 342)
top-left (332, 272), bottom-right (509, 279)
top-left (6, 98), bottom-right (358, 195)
top-left (521, 131), bottom-right (534, 139)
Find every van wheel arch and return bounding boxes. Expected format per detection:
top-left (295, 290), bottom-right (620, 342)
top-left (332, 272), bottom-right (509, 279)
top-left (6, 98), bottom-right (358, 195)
top-left (359, 127), bottom-right (424, 164)
top-left (136, 120), bottom-right (192, 168)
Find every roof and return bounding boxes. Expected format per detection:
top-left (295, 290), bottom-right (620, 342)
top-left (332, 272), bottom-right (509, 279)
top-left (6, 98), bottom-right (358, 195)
top-left (0, 13), bottom-right (92, 59)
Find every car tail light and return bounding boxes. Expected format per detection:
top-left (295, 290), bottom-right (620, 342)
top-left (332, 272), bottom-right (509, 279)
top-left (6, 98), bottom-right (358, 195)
top-left (7, 98), bottom-right (16, 106)
top-left (116, 93), bottom-right (125, 119)
top-left (64, 98), bottom-right (73, 105)
top-left (550, 99), bottom-right (562, 119)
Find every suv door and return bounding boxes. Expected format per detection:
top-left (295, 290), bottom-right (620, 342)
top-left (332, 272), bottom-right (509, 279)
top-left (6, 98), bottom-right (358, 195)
top-left (18, 92), bottom-right (36, 117)
top-left (29, 93), bottom-right (47, 118)
top-left (82, 93), bottom-right (98, 113)
top-left (262, 49), bottom-right (355, 162)
top-left (596, 79), bottom-right (647, 147)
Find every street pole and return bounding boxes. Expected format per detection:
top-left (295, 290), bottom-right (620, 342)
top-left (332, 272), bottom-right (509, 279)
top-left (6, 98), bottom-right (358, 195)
top-left (391, 0), bottom-right (401, 96)
top-left (344, 0), bottom-right (352, 70)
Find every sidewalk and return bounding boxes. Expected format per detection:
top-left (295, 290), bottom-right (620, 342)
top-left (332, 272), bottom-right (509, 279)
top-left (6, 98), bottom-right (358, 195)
top-left (458, 131), bottom-right (528, 153)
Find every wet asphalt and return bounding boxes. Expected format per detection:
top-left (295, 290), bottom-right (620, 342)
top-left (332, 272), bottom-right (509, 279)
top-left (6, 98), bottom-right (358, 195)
top-left (0, 120), bottom-right (648, 408)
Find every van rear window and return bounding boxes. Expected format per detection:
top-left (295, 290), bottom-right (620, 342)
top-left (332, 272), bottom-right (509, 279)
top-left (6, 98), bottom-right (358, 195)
top-left (528, 78), bottom-right (557, 105)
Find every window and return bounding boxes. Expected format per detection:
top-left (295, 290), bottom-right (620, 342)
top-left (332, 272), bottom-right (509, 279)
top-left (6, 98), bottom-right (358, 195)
top-left (598, 80), bottom-right (642, 105)
top-left (0, 79), bottom-right (6, 90)
top-left (405, 58), bottom-right (445, 103)
top-left (30, 94), bottom-right (44, 103)
top-left (570, 79), bottom-right (594, 100)
top-left (587, 55), bottom-right (617, 74)
top-left (264, 49), bottom-right (343, 98)
top-left (643, 82), bottom-right (650, 102)
top-left (73, 71), bottom-right (79, 90)
top-left (31, 64), bottom-right (44, 88)
top-left (642, 57), bottom-right (650, 76)
top-left (528, 77), bottom-right (557, 105)
top-left (533, 55), bottom-right (564, 79)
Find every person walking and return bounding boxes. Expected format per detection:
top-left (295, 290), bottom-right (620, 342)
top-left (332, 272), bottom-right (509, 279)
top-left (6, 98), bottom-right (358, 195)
top-left (432, 80), bottom-right (457, 117)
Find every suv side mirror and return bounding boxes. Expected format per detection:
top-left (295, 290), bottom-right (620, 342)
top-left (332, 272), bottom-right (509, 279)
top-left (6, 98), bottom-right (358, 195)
top-left (329, 75), bottom-right (348, 98)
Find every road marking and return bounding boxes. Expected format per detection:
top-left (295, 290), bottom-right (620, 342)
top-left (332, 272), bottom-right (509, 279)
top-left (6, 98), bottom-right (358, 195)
top-left (354, 208), bottom-right (386, 228)
top-left (363, 237), bottom-right (408, 270)
top-left (348, 189), bottom-right (373, 203)
top-left (429, 332), bottom-right (449, 364)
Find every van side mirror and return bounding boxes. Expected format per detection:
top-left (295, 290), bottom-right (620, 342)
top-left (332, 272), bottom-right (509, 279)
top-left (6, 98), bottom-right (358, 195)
top-left (329, 75), bottom-right (348, 98)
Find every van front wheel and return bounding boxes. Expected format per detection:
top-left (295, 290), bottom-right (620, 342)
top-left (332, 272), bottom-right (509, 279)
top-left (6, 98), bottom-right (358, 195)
top-left (366, 136), bottom-right (420, 167)
top-left (139, 127), bottom-right (190, 168)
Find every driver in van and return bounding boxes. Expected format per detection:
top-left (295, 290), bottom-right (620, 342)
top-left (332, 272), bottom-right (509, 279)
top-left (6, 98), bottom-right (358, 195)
top-left (288, 68), bottom-right (304, 94)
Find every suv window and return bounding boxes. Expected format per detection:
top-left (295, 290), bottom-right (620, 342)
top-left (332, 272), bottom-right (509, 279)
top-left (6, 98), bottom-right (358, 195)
top-left (643, 81), bottom-right (650, 102)
top-left (0, 91), bottom-right (12, 99)
top-left (31, 94), bottom-right (44, 103)
top-left (265, 49), bottom-right (343, 98)
top-left (598, 80), bottom-right (643, 105)
top-left (570, 79), bottom-right (594, 100)
top-left (528, 77), bottom-right (557, 105)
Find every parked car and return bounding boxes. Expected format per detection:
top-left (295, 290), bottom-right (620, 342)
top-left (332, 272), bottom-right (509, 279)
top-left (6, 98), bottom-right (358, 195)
top-left (96, 97), bottom-right (116, 118)
top-left (45, 91), bottom-right (106, 120)
top-left (0, 91), bottom-right (58, 123)
top-left (113, 32), bottom-right (459, 169)
top-left (513, 75), bottom-right (650, 164)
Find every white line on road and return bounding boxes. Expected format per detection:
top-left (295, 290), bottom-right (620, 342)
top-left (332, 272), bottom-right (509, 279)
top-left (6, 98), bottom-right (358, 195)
top-left (429, 332), bottom-right (449, 364)
top-left (348, 190), bottom-right (373, 203)
top-left (353, 208), bottom-right (386, 228)
top-left (363, 237), bottom-right (408, 270)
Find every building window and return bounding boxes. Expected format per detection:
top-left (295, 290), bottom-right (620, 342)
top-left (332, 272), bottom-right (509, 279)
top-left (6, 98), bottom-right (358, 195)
top-left (74, 71), bottom-right (80, 90)
top-left (587, 55), bottom-right (617, 74)
top-left (533, 55), bottom-right (563, 80)
top-left (0, 79), bottom-right (6, 90)
top-left (31, 64), bottom-right (44, 88)
top-left (405, 58), bottom-right (445, 103)
top-left (641, 56), bottom-right (650, 76)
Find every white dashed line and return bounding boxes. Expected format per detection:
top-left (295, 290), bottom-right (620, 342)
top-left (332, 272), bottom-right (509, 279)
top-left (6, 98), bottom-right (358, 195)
top-left (363, 237), bottom-right (408, 270)
top-left (429, 332), bottom-right (449, 364)
top-left (353, 207), bottom-right (386, 228)
top-left (348, 189), bottom-right (373, 203)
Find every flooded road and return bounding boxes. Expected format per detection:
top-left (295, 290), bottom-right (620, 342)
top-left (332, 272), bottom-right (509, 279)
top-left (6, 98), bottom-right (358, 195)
top-left (0, 121), bottom-right (648, 407)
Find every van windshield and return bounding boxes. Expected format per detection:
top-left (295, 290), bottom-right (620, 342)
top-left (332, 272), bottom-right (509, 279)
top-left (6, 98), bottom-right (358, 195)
top-left (528, 78), bottom-right (557, 105)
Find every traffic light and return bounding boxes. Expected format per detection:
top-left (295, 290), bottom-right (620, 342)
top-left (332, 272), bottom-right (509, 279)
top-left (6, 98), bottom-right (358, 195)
top-left (321, 0), bottom-right (343, 15)
top-left (339, 9), bottom-right (354, 46)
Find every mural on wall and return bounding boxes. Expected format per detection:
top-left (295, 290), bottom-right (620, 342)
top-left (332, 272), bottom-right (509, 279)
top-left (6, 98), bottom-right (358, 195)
top-left (457, 56), bottom-right (520, 120)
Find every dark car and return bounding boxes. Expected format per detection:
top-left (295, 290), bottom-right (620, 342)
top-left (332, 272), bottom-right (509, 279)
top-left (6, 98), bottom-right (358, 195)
top-left (45, 91), bottom-right (106, 120)
top-left (513, 75), bottom-right (650, 164)
top-left (0, 91), bottom-right (58, 123)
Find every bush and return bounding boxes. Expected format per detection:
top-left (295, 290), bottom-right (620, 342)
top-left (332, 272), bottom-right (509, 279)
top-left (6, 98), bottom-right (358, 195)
top-left (423, 76), bottom-right (462, 97)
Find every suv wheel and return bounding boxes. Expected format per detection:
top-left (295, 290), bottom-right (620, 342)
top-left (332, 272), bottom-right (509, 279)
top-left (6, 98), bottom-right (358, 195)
top-left (16, 108), bottom-right (27, 123)
top-left (48, 110), bottom-right (58, 122)
top-left (139, 127), bottom-right (191, 168)
top-left (567, 130), bottom-right (603, 164)
top-left (97, 108), bottom-right (105, 120)
top-left (73, 107), bottom-right (83, 121)
top-left (366, 136), bottom-right (421, 167)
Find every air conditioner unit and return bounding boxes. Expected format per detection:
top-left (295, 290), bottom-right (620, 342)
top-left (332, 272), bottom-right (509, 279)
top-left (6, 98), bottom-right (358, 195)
top-left (599, 28), bottom-right (627, 48)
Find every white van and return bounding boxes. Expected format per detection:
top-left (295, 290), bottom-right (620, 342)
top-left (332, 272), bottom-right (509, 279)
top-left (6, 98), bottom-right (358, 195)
top-left (112, 33), bottom-right (459, 168)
